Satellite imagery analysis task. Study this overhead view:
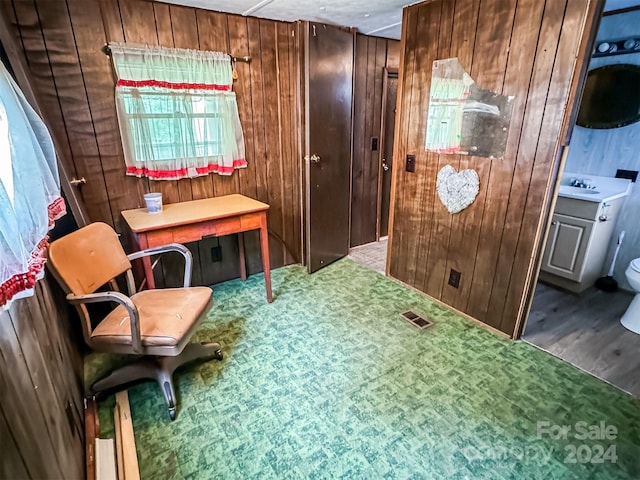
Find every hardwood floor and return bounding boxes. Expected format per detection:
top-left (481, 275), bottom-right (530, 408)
top-left (524, 281), bottom-right (640, 397)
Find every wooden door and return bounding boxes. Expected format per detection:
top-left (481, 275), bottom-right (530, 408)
top-left (304, 23), bottom-right (354, 273)
top-left (379, 71), bottom-right (398, 238)
top-left (541, 213), bottom-right (594, 281)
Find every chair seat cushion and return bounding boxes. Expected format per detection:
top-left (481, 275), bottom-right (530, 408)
top-left (91, 287), bottom-right (213, 347)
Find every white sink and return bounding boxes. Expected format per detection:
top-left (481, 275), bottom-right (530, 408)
top-left (559, 185), bottom-right (600, 196)
top-left (559, 172), bottom-right (631, 202)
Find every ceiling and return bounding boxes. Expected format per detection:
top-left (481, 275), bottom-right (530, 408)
top-left (160, 0), bottom-right (640, 40)
top-left (159, 0), bottom-right (414, 39)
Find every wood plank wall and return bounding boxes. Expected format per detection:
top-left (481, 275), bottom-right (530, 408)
top-left (350, 34), bottom-right (400, 247)
top-left (1, 0), bottom-right (301, 287)
top-left (0, 278), bottom-right (84, 479)
top-left (388, 0), bottom-right (598, 337)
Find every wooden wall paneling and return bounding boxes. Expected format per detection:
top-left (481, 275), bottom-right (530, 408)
top-left (350, 34), bottom-right (369, 247)
top-left (371, 37), bottom-right (386, 243)
top-left (399, 3), bottom-right (441, 289)
top-left (500, 0), bottom-right (594, 334)
top-left (0, 313), bottom-right (58, 480)
top-left (227, 14), bottom-right (262, 274)
top-left (439, 0), bottom-right (487, 310)
top-left (0, 298), bottom-right (67, 479)
top-left (23, 0), bottom-right (115, 227)
top-left (387, 7), bottom-right (419, 279)
top-left (289, 22), bottom-right (302, 264)
top-left (386, 39), bottom-right (401, 69)
top-left (361, 34), bottom-right (376, 247)
top-left (466, 0), bottom-right (546, 322)
top-left (258, 19), bottom-right (285, 269)
top-left (38, 279), bottom-right (84, 418)
top-left (350, 35), bottom-right (387, 248)
top-left (485, 0), bottom-right (570, 331)
top-left (246, 16), bottom-right (272, 276)
top-left (95, 0), bottom-right (150, 223)
top-left (277, 21), bottom-right (296, 264)
top-left (74, 0), bottom-right (144, 234)
top-left (0, 410), bottom-right (30, 479)
top-left (196, 9), bottom-right (245, 285)
top-left (197, 9), bottom-right (239, 198)
top-left (408, 3), bottom-right (444, 291)
top-left (389, 0), bottom-right (594, 336)
top-left (422, 0), bottom-right (455, 298)
top-left (6, 0), bottom-right (75, 179)
top-left (12, 287), bottom-right (83, 478)
top-left (443, 0), bottom-right (516, 312)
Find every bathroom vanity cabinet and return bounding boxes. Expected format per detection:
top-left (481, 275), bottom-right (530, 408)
top-left (539, 196), bottom-right (623, 292)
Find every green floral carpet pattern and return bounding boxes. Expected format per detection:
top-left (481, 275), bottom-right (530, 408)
top-left (96, 259), bottom-right (640, 479)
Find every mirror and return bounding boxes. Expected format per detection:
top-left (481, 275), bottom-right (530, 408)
top-left (576, 64), bottom-right (640, 129)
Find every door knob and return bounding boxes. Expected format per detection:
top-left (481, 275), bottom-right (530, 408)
top-left (304, 154), bottom-right (321, 163)
top-left (382, 159), bottom-right (389, 172)
top-left (70, 177), bottom-right (87, 186)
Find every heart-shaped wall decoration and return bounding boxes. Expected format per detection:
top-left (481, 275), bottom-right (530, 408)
top-left (436, 165), bottom-right (480, 214)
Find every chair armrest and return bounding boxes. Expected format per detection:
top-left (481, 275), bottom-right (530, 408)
top-left (127, 244), bottom-right (192, 288)
top-left (67, 292), bottom-right (143, 354)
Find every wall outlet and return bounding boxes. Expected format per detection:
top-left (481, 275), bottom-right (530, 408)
top-left (406, 154), bottom-right (416, 173)
top-left (211, 246), bottom-right (222, 263)
top-left (371, 136), bottom-right (378, 151)
top-left (448, 269), bottom-right (461, 288)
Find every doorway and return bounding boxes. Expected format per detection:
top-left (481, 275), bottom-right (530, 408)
top-left (523, 6), bottom-right (640, 397)
top-left (347, 67), bottom-right (398, 275)
top-left (378, 68), bottom-right (398, 239)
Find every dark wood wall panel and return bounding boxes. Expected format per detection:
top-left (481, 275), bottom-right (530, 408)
top-left (388, 0), bottom-right (597, 337)
top-left (350, 34), bottom-right (400, 248)
top-left (0, 279), bottom-right (84, 479)
top-left (1, 0), bottom-right (302, 288)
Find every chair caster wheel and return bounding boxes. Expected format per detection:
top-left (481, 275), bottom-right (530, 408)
top-left (215, 350), bottom-right (223, 361)
top-left (168, 407), bottom-right (177, 421)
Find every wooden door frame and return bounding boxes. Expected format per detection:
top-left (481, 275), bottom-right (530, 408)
top-left (385, 11), bottom-right (409, 276)
top-left (376, 67), bottom-right (398, 241)
top-left (514, 0), bottom-right (606, 339)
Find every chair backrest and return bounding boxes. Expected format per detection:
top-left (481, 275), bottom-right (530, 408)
top-left (48, 222), bottom-right (132, 296)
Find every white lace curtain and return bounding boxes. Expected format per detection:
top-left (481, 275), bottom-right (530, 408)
top-left (0, 62), bottom-right (66, 312)
top-left (109, 42), bottom-right (246, 180)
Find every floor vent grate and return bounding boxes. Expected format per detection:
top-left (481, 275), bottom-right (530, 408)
top-left (400, 310), bottom-right (434, 330)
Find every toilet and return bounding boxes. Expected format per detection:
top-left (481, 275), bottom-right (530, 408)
top-left (621, 258), bottom-right (640, 334)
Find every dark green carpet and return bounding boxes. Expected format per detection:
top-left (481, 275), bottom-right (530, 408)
top-left (95, 259), bottom-right (640, 479)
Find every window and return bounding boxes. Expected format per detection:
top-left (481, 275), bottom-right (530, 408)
top-left (110, 43), bottom-right (246, 180)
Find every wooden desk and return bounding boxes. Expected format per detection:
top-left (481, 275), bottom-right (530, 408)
top-left (121, 194), bottom-right (272, 302)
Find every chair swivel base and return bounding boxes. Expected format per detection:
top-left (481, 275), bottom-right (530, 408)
top-left (91, 342), bottom-right (223, 420)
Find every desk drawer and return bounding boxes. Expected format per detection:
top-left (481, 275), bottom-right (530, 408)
top-left (240, 212), bottom-right (263, 230)
top-left (201, 217), bottom-right (242, 237)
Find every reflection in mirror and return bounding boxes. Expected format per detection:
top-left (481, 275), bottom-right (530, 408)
top-left (576, 64), bottom-right (640, 129)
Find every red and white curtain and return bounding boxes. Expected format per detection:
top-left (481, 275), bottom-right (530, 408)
top-left (109, 42), bottom-right (247, 180)
top-left (0, 62), bottom-right (66, 312)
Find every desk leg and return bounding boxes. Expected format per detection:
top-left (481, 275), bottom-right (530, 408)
top-left (238, 233), bottom-right (247, 281)
top-left (259, 214), bottom-right (273, 303)
top-left (137, 234), bottom-right (156, 290)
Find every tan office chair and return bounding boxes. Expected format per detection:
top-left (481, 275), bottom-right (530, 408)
top-left (48, 222), bottom-right (222, 420)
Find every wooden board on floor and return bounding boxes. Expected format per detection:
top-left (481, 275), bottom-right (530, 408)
top-left (114, 391), bottom-right (140, 480)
